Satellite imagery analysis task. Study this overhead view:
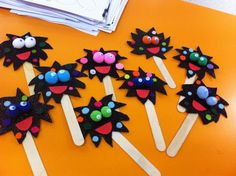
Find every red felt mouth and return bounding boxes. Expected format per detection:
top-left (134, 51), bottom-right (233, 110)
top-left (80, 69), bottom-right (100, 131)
top-left (16, 116), bottom-right (33, 131)
top-left (192, 100), bottom-right (207, 111)
top-left (95, 122), bottom-right (112, 135)
top-left (136, 89), bottom-right (150, 99)
top-left (95, 66), bottom-right (111, 74)
top-left (189, 63), bottom-right (201, 71)
top-left (49, 86), bottom-right (68, 94)
top-left (147, 47), bottom-right (160, 54)
top-left (16, 51), bottom-right (31, 61)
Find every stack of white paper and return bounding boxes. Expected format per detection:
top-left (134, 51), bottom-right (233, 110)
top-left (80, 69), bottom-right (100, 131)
top-left (0, 0), bottom-right (128, 36)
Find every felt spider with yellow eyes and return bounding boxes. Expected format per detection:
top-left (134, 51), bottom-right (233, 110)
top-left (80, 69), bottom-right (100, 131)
top-left (0, 32), bottom-right (52, 70)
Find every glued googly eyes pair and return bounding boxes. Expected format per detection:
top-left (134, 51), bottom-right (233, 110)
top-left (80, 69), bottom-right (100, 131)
top-left (12, 37), bottom-right (36, 49)
top-left (142, 35), bottom-right (159, 45)
top-left (93, 51), bottom-right (116, 64)
top-left (4, 100), bottom-right (31, 117)
top-left (196, 86), bottom-right (218, 106)
top-left (40, 69), bottom-right (71, 85)
top-left (189, 52), bottom-right (208, 66)
top-left (90, 106), bottom-right (112, 122)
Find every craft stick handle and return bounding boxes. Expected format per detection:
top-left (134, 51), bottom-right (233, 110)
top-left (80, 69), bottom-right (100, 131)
top-left (112, 132), bottom-right (161, 176)
top-left (177, 76), bottom-right (196, 112)
top-left (145, 100), bottom-right (166, 151)
top-left (153, 56), bottom-right (176, 89)
top-left (23, 132), bottom-right (47, 176)
top-left (61, 95), bottom-right (84, 146)
top-left (103, 76), bottom-right (117, 100)
top-left (23, 62), bottom-right (48, 176)
top-left (167, 113), bottom-right (198, 157)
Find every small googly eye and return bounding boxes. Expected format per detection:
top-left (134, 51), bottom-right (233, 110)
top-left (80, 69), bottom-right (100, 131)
top-left (93, 51), bottom-right (104, 63)
top-left (24, 37), bottom-right (36, 48)
top-left (151, 36), bottom-right (159, 45)
top-left (9, 105), bottom-right (17, 111)
top-left (104, 53), bottom-right (116, 64)
top-left (12, 38), bottom-right (25, 49)
top-left (20, 101), bottom-right (28, 107)
top-left (142, 35), bottom-right (152, 44)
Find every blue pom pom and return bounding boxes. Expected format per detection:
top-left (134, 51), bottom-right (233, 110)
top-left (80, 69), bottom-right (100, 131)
top-left (143, 77), bottom-right (153, 87)
top-left (57, 69), bottom-right (71, 82)
top-left (45, 71), bottom-right (58, 84)
top-left (6, 105), bottom-right (19, 117)
top-left (133, 77), bottom-right (143, 87)
top-left (18, 101), bottom-right (31, 112)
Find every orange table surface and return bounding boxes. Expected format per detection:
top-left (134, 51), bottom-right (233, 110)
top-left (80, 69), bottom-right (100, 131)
top-left (0, 0), bottom-right (236, 176)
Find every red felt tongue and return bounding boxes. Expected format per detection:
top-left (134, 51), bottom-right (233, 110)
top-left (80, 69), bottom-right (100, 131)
top-left (189, 63), bottom-right (201, 71)
top-left (95, 66), bottom-right (111, 74)
top-left (192, 100), bottom-right (207, 111)
top-left (147, 47), bottom-right (160, 54)
top-left (136, 89), bottom-right (150, 99)
top-left (49, 86), bottom-right (68, 94)
top-left (16, 51), bottom-right (31, 61)
top-left (16, 116), bottom-right (33, 131)
top-left (95, 122), bottom-right (112, 135)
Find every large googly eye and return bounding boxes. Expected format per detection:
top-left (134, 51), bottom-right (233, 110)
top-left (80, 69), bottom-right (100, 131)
top-left (143, 77), bottom-right (154, 86)
top-left (93, 51), bottom-right (104, 63)
top-left (90, 110), bottom-right (102, 122)
top-left (142, 35), bottom-right (152, 44)
top-left (57, 69), bottom-right (71, 82)
top-left (24, 37), bottom-right (36, 48)
top-left (12, 38), bottom-right (25, 49)
top-left (6, 105), bottom-right (19, 117)
top-left (18, 101), bottom-right (31, 112)
top-left (151, 36), bottom-right (159, 45)
top-left (45, 71), bottom-right (59, 85)
top-left (101, 106), bottom-right (112, 118)
top-left (104, 53), bottom-right (116, 64)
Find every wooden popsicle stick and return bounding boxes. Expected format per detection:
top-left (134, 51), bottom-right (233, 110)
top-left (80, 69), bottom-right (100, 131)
top-left (113, 132), bottom-right (161, 176)
top-left (103, 76), bottom-right (117, 100)
top-left (153, 56), bottom-right (176, 89)
top-left (23, 62), bottom-right (47, 176)
top-left (177, 75), bottom-right (196, 112)
top-left (145, 100), bottom-right (166, 151)
top-left (61, 94), bottom-right (84, 146)
top-left (167, 113), bottom-right (198, 157)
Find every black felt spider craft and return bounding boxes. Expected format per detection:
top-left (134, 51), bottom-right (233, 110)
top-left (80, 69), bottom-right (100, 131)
top-left (77, 48), bottom-right (126, 82)
top-left (178, 79), bottom-right (228, 124)
top-left (173, 46), bottom-right (219, 79)
top-left (0, 89), bottom-right (53, 143)
top-left (74, 95), bottom-right (129, 147)
top-left (0, 32), bottom-right (52, 70)
top-left (127, 27), bottom-right (173, 59)
top-left (118, 67), bottom-right (167, 104)
top-left (29, 61), bottom-right (86, 103)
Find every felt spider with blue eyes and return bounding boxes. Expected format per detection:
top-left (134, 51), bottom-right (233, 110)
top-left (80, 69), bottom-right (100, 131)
top-left (173, 46), bottom-right (219, 79)
top-left (77, 48), bottom-right (126, 82)
top-left (0, 89), bottom-right (53, 143)
top-left (29, 61), bottom-right (86, 103)
top-left (74, 95), bottom-right (129, 147)
top-left (0, 32), bottom-right (52, 70)
top-left (118, 67), bottom-right (167, 104)
top-left (178, 79), bottom-right (228, 124)
top-left (127, 28), bottom-right (173, 59)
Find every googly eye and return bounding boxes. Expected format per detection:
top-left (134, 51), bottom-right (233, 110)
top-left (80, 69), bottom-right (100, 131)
top-left (45, 71), bottom-right (59, 85)
top-left (24, 37), bottom-right (36, 48)
top-left (12, 38), bottom-right (25, 49)
top-left (93, 51), bottom-right (104, 63)
top-left (142, 35), bottom-right (152, 44)
top-left (151, 36), bottom-right (159, 45)
top-left (18, 101), bottom-right (31, 112)
top-left (6, 105), bottom-right (19, 117)
top-left (57, 69), bottom-right (71, 82)
top-left (104, 53), bottom-right (116, 64)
